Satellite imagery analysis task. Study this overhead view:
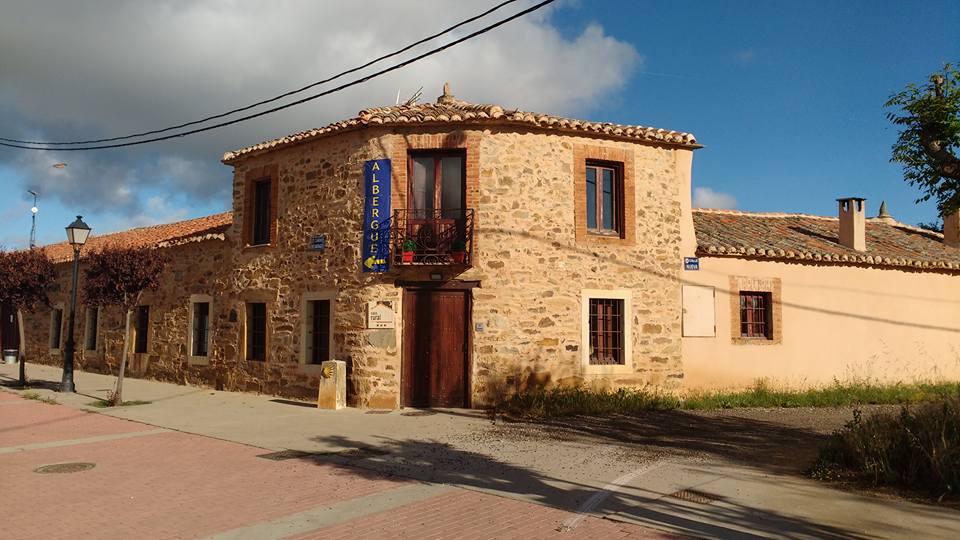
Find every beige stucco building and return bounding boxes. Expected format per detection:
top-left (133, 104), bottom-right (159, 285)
top-left (10, 85), bottom-right (960, 406)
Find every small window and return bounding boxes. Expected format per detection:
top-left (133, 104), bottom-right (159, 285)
top-left (305, 299), bottom-right (332, 365)
top-left (134, 305), bottom-right (150, 354)
top-left (191, 302), bottom-right (211, 357)
top-left (84, 307), bottom-right (99, 351)
top-left (246, 302), bottom-right (267, 361)
top-left (588, 298), bottom-right (625, 365)
top-left (251, 179), bottom-right (272, 245)
top-left (739, 292), bottom-right (772, 339)
top-left (585, 161), bottom-right (623, 236)
top-left (49, 308), bottom-right (63, 349)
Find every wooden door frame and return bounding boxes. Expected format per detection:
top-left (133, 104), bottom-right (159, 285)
top-left (400, 282), bottom-right (475, 408)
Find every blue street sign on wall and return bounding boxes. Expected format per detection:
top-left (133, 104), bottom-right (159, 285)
top-left (684, 257), bottom-right (700, 271)
top-left (362, 159), bottom-right (391, 273)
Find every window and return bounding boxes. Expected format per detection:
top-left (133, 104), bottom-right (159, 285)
top-left (585, 161), bottom-right (623, 236)
top-left (84, 307), bottom-right (99, 351)
top-left (134, 305), bottom-right (150, 354)
top-left (588, 298), bottom-right (625, 365)
top-left (191, 301), bottom-right (210, 357)
top-left (49, 308), bottom-right (63, 349)
top-left (739, 292), bottom-right (772, 339)
top-left (409, 152), bottom-right (465, 219)
top-left (251, 179), bottom-right (271, 245)
top-left (305, 299), bottom-right (332, 364)
top-left (246, 302), bottom-right (267, 361)
top-left (581, 290), bottom-right (632, 374)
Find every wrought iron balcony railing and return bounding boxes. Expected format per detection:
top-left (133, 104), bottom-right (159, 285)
top-left (391, 208), bottom-right (474, 266)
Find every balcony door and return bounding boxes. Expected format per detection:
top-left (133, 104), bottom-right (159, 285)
top-left (408, 152), bottom-right (465, 259)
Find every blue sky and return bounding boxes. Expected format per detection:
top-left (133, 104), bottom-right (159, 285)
top-left (1, 0), bottom-right (957, 248)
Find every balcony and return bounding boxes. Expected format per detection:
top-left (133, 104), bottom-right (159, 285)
top-left (391, 209), bottom-right (474, 266)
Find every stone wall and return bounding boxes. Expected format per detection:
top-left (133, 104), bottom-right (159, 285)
top-left (18, 124), bottom-right (691, 407)
top-left (19, 239), bottom-right (229, 388)
top-left (221, 125), bottom-right (690, 407)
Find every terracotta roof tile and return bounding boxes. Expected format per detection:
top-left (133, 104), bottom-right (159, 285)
top-left (693, 209), bottom-right (960, 272)
top-left (41, 212), bottom-right (232, 264)
top-left (223, 94), bottom-right (699, 163)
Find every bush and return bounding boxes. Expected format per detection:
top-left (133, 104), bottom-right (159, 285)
top-left (499, 387), bottom-right (679, 418)
top-left (498, 381), bottom-right (960, 418)
top-left (814, 398), bottom-right (960, 499)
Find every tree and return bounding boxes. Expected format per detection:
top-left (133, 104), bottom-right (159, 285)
top-left (82, 245), bottom-right (167, 405)
top-left (886, 63), bottom-right (960, 214)
top-left (0, 248), bottom-right (56, 386)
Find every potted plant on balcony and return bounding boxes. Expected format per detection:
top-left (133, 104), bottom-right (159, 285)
top-left (401, 238), bottom-right (416, 264)
top-left (450, 238), bottom-right (467, 264)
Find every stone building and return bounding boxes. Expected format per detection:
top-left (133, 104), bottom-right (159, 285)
top-left (15, 84), bottom-right (960, 406)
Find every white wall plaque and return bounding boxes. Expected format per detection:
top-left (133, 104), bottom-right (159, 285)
top-left (367, 300), bottom-right (396, 329)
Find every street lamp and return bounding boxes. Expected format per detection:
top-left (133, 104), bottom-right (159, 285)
top-left (27, 190), bottom-right (38, 249)
top-left (61, 215), bottom-right (91, 393)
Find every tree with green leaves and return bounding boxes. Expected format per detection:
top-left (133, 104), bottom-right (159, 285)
top-left (82, 245), bottom-right (167, 405)
top-left (0, 248), bottom-right (56, 386)
top-left (886, 63), bottom-right (960, 215)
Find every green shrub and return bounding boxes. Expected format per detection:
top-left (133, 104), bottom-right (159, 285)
top-left (499, 387), bottom-right (679, 418)
top-left (814, 398), bottom-right (960, 498)
top-left (499, 381), bottom-right (960, 419)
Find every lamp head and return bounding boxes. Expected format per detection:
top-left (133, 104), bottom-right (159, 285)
top-left (65, 215), bottom-right (91, 247)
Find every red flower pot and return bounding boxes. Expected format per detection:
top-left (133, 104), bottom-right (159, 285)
top-left (451, 251), bottom-right (466, 264)
top-left (402, 251), bottom-right (414, 264)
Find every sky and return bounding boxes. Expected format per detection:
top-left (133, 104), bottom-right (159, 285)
top-left (0, 0), bottom-right (957, 248)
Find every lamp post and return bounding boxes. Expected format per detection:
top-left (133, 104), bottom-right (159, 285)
top-left (27, 190), bottom-right (38, 249)
top-left (60, 215), bottom-right (91, 393)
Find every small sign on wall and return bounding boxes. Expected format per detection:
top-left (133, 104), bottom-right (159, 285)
top-left (367, 300), bottom-right (396, 329)
top-left (684, 257), bottom-right (700, 271)
top-left (309, 235), bottom-right (326, 251)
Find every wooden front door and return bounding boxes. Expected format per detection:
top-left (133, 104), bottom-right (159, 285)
top-left (1, 303), bottom-right (19, 351)
top-left (402, 289), bottom-right (470, 408)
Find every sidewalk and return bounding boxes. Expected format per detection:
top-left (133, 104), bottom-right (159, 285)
top-left (4, 362), bottom-right (960, 539)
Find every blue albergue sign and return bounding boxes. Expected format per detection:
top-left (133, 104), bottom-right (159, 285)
top-left (362, 159), bottom-right (391, 273)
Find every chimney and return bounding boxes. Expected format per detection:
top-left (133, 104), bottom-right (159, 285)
top-left (945, 210), bottom-right (960, 248)
top-left (837, 197), bottom-right (866, 251)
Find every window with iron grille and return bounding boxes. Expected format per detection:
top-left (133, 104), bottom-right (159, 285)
top-left (49, 308), bottom-right (63, 349)
top-left (191, 302), bottom-right (210, 357)
top-left (305, 299), bottom-right (331, 365)
top-left (135, 305), bottom-right (150, 354)
top-left (739, 292), bottom-right (772, 339)
top-left (251, 179), bottom-right (272, 245)
top-left (589, 298), bottom-right (625, 365)
top-left (585, 161), bottom-right (623, 236)
top-left (247, 302), bottom-right (267, 361)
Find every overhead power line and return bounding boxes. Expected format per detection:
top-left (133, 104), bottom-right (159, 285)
top-left (0, 0), bottom-right (550, 151)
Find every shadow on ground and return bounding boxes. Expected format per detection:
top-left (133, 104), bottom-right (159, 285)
top-left (520, 410), bottom-right (832, 475)
top-left (304, 431), bottom-right (875, 540)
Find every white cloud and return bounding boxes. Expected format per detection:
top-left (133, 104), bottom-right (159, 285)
top-left (693, 186), bottom-right (738, 209)
top-left (0, 1), bottom-right (640, 219)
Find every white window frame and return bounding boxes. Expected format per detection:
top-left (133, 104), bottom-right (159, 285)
top-left (580, 289), bottom-right (633, 375)
top-left (83, 306), bottom-right (101, 352)
top-left (187, 294), bottom-right (213, 366)
top-left (49, 304), bottom-right (64, 352)
top-left (300, 290), bottom-right (337, 371)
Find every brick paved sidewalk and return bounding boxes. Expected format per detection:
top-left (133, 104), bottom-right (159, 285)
top-left (1, 391), bottom-right (674, 539)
